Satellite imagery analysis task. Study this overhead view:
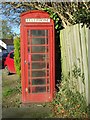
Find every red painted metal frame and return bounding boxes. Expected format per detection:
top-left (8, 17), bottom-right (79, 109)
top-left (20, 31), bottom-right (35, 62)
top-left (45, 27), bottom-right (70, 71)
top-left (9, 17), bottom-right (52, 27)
top-left (20, 10), bottom-right (55, 103)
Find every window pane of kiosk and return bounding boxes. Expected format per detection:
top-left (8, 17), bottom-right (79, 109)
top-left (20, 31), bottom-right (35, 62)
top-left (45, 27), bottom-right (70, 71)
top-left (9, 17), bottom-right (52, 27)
top-left (47, 70), bottom-right (49, 76)
top-left (32, 86), bottom-right (46, 93)
top-left (32, 79), bottom-right (46, 85)
top-left (32, 63), bottom-right (46, 69)
top-left (28, 47), bottom-right (30, 53)
top-left (31, 30), bottom-right (48, 36)
top-left (32, 38), bottom-right (48, 45)
top-left (47, 79), bottom-right (49, 84)
top-left (47, 86), bottom-right (50, 92)
top-left (32, 54), bottom-right (47, 61)
top-left (32, 71), bottom-right (46, 77)
top-left (28, 71), bottom-right (30, 77)
top-left (28, 63), bottom-right (30, 69)
top-left (32, 46), bottom-right (47, 53)
top-left (28, 87), bottom-right (30, 93)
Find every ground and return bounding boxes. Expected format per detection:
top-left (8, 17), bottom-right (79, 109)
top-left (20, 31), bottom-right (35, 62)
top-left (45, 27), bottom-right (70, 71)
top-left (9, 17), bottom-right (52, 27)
top-left (2, 69), bottom-right (53, 118)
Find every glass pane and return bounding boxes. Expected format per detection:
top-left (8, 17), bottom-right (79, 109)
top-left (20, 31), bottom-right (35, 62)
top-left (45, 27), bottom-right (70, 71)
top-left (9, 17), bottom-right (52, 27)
top-left (28, 38), bottom-right (30, 45)
top-left (32, 63), bottom-right (46, 69)
top-left (28, 71), bottom-right (30, 77)
top-left (32, 71), bottom-right (46, 77)
top-left (32, 79), bottom-right (46, 85)
top-left (28, 87), bottom-right (30, 93)
top-left (47, 86), bottom-right (50, 92)
top-left (32, 86), bottom-right (46, 93)
top-left (47, 62), bottom-right (49, 68)
top-left (47, 79), bottom-right (49, 84)
top-left (28, 47), bottom-right (30, 53)
top-left (10, 52), bottom-right (14, 59)
top-left (47, 70), bottom-right (49, 76)
top-left (32, 46), bottom-right (47, 53)
top-left (31, 30), bottom-right (48, 36)
top-left (32, 38), bottom-right (48, 45)
top-left (28, 63), bottom-right (30, 69)
top-left (32, 54), bottom-right (47, 61)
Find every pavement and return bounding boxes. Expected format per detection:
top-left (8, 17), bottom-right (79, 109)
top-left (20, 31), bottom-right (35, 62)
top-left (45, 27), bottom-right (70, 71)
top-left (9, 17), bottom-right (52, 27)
top-left (2, 104), bottom-right (53, 118)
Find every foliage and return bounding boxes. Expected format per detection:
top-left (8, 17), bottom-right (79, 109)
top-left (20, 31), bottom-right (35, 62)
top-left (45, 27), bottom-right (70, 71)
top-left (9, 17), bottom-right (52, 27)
top-left (3, 87), bottom-right (20, 97)
top-left (14, 37), bottom-right (21, 77)
top-left (1, 2), bottom-right (90, 29)
top-left (3, 77), bottom-right (21, 97)
top-left (1, 20), bottom-right (14, 39)
top-left (52, 65), bottom-right (88, 118)
top-left (72, 64), bottom-right (85, 84)
top-left (43, 7), bottom-right (63, 31)
top-left (52, 74), bottom-right (88, 118)
top-left (87, 104), bottom-right (90, 118)
top-left (73, 3), bottom-right (90, 28)
top-left (2, 75), bottom-right (22, 108)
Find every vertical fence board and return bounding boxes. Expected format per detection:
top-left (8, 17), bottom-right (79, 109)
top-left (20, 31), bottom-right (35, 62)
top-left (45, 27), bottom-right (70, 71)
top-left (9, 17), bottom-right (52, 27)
top-left (76, 24), bottom-right (84, 94)
top-left (60, 30), bottom-right (67, 77)
top-left (88, 28), bottom-right (90, 104)
top-left (80, 24), bottom-right (88, 103)
top-left (73, 25), bottom-right (80, 91)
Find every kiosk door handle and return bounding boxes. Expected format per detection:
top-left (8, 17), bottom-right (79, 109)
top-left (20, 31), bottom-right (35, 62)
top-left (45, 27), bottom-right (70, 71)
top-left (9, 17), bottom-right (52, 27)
top-left (24, 60), bottom-right (28, 64)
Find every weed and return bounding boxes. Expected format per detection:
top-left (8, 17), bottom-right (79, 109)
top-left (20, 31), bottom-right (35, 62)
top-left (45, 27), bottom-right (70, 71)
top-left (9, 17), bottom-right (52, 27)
top-left (3, 87), bottom-right (20, 97)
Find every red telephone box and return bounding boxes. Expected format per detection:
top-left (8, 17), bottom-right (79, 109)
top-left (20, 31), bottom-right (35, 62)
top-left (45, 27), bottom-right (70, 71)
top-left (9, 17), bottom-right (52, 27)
top-left (20, 10), bottom-right (55, 103)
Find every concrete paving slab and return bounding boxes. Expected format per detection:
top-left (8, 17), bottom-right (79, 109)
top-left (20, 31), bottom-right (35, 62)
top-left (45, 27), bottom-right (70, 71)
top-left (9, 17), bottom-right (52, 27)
top-left (2, 104), bottom-right (53, 118)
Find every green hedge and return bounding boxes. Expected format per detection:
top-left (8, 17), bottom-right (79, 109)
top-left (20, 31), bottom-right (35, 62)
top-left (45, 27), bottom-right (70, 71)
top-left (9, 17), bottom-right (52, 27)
top-left (14, 37), bottom-right (21, 77)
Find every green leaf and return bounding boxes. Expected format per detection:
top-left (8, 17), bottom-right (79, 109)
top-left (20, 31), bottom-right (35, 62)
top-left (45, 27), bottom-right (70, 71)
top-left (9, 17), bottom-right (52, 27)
top-left (55, 24), bottom-right (59, 29)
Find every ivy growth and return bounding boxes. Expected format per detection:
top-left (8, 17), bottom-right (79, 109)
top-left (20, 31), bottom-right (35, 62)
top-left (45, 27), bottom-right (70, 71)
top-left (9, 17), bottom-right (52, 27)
top-left (43, 7), bottom-right (63, 32)
top-left (72, 64), bottom-right (85, 84)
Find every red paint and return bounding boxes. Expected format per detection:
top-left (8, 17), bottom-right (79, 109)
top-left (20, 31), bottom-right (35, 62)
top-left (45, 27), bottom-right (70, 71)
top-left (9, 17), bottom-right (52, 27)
top-left (4, 51), bottom-right (16, 73)
top-left (20, 10), bottom-right (55, 103)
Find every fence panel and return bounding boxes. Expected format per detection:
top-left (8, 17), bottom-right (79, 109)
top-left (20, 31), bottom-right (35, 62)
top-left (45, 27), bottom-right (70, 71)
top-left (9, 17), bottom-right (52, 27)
top-left (60, 24), bottom-right (89, 104)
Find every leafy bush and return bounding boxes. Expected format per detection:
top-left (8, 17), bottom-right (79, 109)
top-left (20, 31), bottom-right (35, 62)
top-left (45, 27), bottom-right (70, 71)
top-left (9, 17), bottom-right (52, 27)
top-left (52, 66), bottom-right (88, 118)
top-left (14, 37), bottom-right (21, 77)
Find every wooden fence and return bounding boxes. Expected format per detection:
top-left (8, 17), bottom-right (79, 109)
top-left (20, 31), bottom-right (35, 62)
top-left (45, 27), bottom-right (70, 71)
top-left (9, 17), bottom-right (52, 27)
top-left (60, 24), bottom-right (90, 104)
